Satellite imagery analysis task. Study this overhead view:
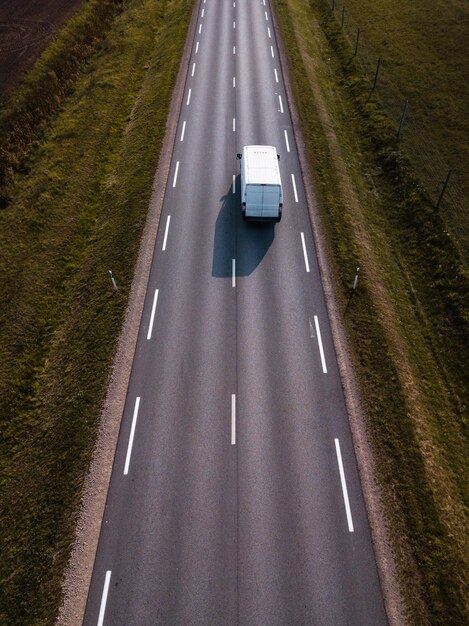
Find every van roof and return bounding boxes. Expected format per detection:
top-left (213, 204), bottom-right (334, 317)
top-left (243, 145), bottom-right (281, 185)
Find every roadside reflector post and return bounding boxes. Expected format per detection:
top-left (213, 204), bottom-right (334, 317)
top-left (345, 267), bottom-right (360, 313)
top-left (109, 270), bottom-right (118, 291)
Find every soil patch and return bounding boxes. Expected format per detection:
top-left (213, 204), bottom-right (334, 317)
top-left (0, 0), bottom-right (85, 102)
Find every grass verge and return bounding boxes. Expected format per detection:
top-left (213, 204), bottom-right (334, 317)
top-left (0, 0), bottom-right (193, 623)
top-left (273, 0), bottom-right (468, 623)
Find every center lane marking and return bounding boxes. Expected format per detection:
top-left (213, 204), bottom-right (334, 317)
top-left (97, 571), bottom-right (112, 626)
top-left (172, 161), bottom-right (180, 187)
top-left (162, 215), bottom-right (171, 251)
top-left (124, 397), bottom-right (141, 475)
top-left (314, 315), bottom-right (328, 373)
top-left (335, 438), bottom-right (355, 532)
top-left (300, 232), bottom-right (310, 272)
top-left (147, 288), bottom-right (159, 339)
top-left (291, 173), bottom-right (299, 202)
top-left (231, 394), bottom-right (236, 445)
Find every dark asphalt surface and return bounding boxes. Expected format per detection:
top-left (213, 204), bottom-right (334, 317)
top-left (82, 0), bottom-right (388, 623)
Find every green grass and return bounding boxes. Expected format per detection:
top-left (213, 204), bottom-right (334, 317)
top-left (0, 0), bottom-right (193, 623)
top-left (273, 0), bottom-right (468, 623)
top-left (327, 0), bottom-right (469, 264)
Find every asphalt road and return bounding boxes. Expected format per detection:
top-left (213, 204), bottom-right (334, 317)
top-left (82, 0), bottom-right (388, 623)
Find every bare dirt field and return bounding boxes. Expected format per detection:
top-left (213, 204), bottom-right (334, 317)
top-left (0, 0), bottom-right (85, 102)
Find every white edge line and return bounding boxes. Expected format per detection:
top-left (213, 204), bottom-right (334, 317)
top-left (162, 215), bottom-right (171, 251)
top-left (291, 172), bottom-right (299, 202)
top-left (284, 129), bottom-right (290, 152)
top-left (147, 288), bottom-right (159, 340)
top-left (232, 258), bottom-right (236, 287)
top-left (172, 161), bottom-right (180, 187)
top-left (314, 314), bottom-right (328, 373)
top-left (186, 88), bottom-right (191, 106)
top-left (300, 232), bottom-right (310, 273)
top-left (124, 396), bottom-right (141, 475)
top-left (180, 120), bottom-right (186, 142)
top-left (97, 570), bottom-right (112, 626)
top-left (231, 394), bottom-right (236, 444)
top-left (335, 438), bottom-right (354, 532)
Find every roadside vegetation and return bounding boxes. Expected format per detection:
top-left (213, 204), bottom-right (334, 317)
top-left (273, 0), bottom-right (468, 623)
top-left (0, 0), bottom-right (193, 622)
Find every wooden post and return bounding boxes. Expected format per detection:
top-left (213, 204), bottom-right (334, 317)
top-left (397, 100), bottom-right (408, 139)
top-left (341, 6), bottom-right (345, 28)
top-left (371, 57), bottom-right (381, 92)
top-left (436, 169), bottom-right (452, 209)
top-left (353, 28), bottom-right (360, 57)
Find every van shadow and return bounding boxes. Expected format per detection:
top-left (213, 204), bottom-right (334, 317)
top-left (211, 176), bottom-right (275, 278)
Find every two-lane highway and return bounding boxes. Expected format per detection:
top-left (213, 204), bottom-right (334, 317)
top-left (83, 0), bottom-right (387, 623)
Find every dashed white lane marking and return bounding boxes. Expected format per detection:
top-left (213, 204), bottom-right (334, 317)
top-left (233, 20), bottom-right (236, 28)
top-left (198, 23), bottom-right (202, 34)
top-left (195, 41), bottom-right (199, 53)
top-left (284, 129), bottom-right (290, 152)
top-left (233, 1), bottom-right (235, 6)
top-left (186, 88), bottom-right (191, 105)
top-left (274, 67), bottom-right (278, 83)
top-left (300, 232), bottom-right (310, 273)
top-left (172, 161), bottom-right (180, 187)
top-left (191, 62), bottom-right (196, 77)
top-left (268, 26), bottom-right (271, 38)
top-left (201, 7), bottom-right (204, 16)
top-left (231, 394), bottom-right (236, 445)
top-left (147, 289), bottom-right (159, 340)
top-left (233, 118), bottom-right (236, 132)
top-left (180, 120), bottom-right (186, 142)
top-left (270, 45), bottom-right (275, 58)
top-left (233, 76), bottom-right (236, 87)
top-left (278, 94), bottom-right (283, 112)
top-left (97, 571), bottom-right (112, 626)
top-left (263, 0), bottom-right (265, 5)
top-left (265, 10), bottom-right (268, 20)
top-left (232, 174), bottom-right (236, 193)
top-left (124, 397), bottom-right (141, 475)
top-left (232, 258), bottom-right (236, 287)
top-left (314, 315), bottom-right (328, 373)
top-left (162, 215), bottom-right (171, 251)
top-left (335, 438), bottom-right (354, 532)
top-left (291, 172), bottom-right (298, 202)
top-left (233, 45), bottom-right (236, 54)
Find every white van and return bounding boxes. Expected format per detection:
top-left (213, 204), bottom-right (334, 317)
top-left (237, 145), bottom-right (283, 222)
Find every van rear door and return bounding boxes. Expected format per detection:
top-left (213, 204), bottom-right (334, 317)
top-left (261, 185), bottom-right (281, 219)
